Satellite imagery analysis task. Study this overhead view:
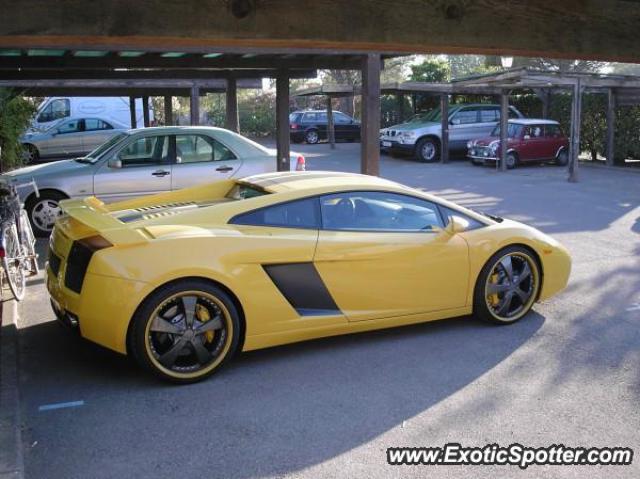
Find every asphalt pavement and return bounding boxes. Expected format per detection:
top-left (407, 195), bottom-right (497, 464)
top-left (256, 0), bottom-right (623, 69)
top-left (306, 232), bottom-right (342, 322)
top-left (2, 142), bottom-right (639, 479)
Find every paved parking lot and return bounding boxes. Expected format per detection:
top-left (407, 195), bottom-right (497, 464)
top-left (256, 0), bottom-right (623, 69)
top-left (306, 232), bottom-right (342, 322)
top-left (3, 142), bottom-right (640, 478)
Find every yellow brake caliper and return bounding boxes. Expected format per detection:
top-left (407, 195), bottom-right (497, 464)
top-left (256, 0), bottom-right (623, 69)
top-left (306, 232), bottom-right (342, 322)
top-left (489, 273), bottom-right (501, 307)
top-left (196, 304), bottom-right (214, 343)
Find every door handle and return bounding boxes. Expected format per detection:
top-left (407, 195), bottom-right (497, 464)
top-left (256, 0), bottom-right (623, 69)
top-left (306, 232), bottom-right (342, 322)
top-left (152, 169), bottom-right (170, 177)
top-left (216, 166), bottom-right (233, 172)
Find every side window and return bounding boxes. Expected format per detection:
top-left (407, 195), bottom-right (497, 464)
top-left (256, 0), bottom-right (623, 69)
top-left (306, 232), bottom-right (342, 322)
top-left (118, 136), bottom-right (170, 167)
top-left (440, 206), bottom-right (485, 231)
top-left (334, 112), bottom-right (351, 124)
top-left (84, 119), bottom-right (113, 131)
top-left (531, 126), bottom-right (543, 138)
top-left (230, 197), bottom-right (320, 229)
top-left (302, 113), bottom-right (317, 122)
top-left (176, 135), bottom-right (237, 163)
top-left (317, 112), bottom-right (328, 122)
top-left (320, 191), bottom-right (443, 232)
top-left (57, 119), bottom-right (82, 134)
top-left (452, 109), bottom-right (479, 125)
top-left (480, 108), bottom-right (499, 122)
top-left (545, 125), bottom-right (562, 138)
top-left (508, 108), bottom-right (520, 119)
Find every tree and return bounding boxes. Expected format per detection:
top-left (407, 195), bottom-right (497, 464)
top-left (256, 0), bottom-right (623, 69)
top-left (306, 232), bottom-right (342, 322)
top-left (409, 58), bottom-right (450, 83)
top-left (0, 89), bottom-right (35, 171)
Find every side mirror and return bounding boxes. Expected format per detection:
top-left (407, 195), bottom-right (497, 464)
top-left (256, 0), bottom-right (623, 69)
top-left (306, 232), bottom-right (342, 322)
top-left (176, 156), bottom-right (183, 164)
top-left (445, 215), bottom-right (470, 235)
top-left (450, 119), bottom-right (460, 125)
top-left (108, 158), bottom-right (123, 169)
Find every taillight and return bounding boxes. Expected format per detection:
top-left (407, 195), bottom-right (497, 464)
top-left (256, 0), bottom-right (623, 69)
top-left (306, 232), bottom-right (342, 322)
top-left (78, 235), bottom-right (113, 252)
top-left (296, 155), bottom-right (306, 171)
top-left (290, 123), bottom-right (299, 130)
top-left (0, 247), bottom-right (5, 259)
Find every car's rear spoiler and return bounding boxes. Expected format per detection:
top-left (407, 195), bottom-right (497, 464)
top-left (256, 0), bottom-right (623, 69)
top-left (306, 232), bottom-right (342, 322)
top-left (59, 197), bottom-right (149, 246)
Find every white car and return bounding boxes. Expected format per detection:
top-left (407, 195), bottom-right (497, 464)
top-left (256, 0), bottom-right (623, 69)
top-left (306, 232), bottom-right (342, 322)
top-left (5, 126), bottom-right (305, 236)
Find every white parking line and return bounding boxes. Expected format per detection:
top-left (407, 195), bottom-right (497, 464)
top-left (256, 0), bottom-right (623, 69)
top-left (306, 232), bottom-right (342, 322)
top-left (38, 400), bottom-right (85, 412)
top-left (626, 303), bottom-right (640, 312)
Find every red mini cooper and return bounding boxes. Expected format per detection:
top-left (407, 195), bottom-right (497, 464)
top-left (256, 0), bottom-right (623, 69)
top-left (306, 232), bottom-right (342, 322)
top-left (467, 119), bottom-right (569, 169)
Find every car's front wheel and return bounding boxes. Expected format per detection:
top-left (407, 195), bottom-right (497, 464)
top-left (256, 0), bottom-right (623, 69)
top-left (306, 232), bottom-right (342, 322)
top-left (473, 246), bottom-right (541, 325)
top-left (25, 190), bottom-right (67, 237)
top-left (129, 279), bottom-right (241, 383)
top-left (556, 149), bottom-right (569, 166)
top-left (416, 137), bottom-right (439, 162)
top-left (23, 144), bottom-right (39, 163)
top-left (305, 130), bottom-right (319, 144)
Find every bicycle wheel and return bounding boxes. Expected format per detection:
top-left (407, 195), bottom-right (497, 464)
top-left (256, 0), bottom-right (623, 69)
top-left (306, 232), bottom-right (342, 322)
top-left (3, 222), bottom-right (26, 301)
top-left (19, 210), bottom-right (39, 276)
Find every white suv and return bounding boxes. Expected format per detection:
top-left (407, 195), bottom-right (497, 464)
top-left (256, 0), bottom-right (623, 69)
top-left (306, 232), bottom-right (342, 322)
top-left (380, 103), bottom-right (524, 162)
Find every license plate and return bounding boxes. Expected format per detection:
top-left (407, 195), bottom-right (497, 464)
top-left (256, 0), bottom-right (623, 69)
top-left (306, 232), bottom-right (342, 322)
top-left (382, 141), bottom-right (392, 147)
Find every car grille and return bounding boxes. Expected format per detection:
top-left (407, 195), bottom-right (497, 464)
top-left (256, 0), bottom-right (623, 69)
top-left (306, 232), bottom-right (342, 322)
top-left (470, 146), bottom-right (495, 157)
top-left (387, 130), bottom-right (399, 137)
top-left (48, 248), bottom-right (61, 277)
top-left (64, 241), bottom-right (95, 294)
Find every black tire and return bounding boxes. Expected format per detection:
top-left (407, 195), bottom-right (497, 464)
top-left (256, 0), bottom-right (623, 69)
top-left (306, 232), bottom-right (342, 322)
top-left (415, 137), bottom-right (440, 163)
top-left (556, 149), bottom-right (569, 166)
top-left (23, 144), bottom-right (39, 163)
top-left (129, 279), bottom-right (241, 384)
top-left (473, 246), bottom-right (541, 325)
top-left (471, 158), bottom-right (482, 166)
top-left (25, 190), bottom-right (67, 237)
top-left (305, 129), bottom-right (320, 144)
top-left (291, 137), bottom-right (303, 144)
top-left (506, 152), bottom-right (518, 169)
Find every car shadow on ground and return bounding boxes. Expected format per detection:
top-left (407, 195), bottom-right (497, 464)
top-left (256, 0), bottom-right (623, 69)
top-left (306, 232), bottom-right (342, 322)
top-left (19, 311), bottom-right (544, 478)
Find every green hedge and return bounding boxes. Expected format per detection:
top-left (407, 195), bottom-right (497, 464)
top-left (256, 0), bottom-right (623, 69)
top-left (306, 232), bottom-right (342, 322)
top-left (0, 89), bottom-right (35, 171)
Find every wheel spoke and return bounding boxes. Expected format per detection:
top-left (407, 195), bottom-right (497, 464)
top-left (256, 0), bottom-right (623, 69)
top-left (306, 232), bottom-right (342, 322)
top-left (159, 337), bottom-right (189, 368)
top-left (181, 296), bottom-right (198, 328)
top-left (519, 262), bottom-right (532, 282)
top-left (500, 256), bottom-right (514, 281)
top-left (196, 315), bottom-right (223, 333)
top-left (487, 282), bottom-right (510, 295)
top-left (497, 291), bottom-right (515, 316)
top-left (514, 287), bottom-right (530, 303)
top-left (191, 340), bottom-right (211, 364)
top-left (150, 315), bottom-right (182, 334)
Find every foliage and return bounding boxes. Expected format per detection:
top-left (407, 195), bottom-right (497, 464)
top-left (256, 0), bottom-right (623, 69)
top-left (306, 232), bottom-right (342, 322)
top-left (0, 89), bottom-right (35, 171)
top-left (409, 58), bottom-right (450, 83)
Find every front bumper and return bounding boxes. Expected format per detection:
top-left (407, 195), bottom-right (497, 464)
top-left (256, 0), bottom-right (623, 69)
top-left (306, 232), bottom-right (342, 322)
top-left (467, 154), bottom-right (498, 164)
top-left (380, 139), bottom-right (415, 154)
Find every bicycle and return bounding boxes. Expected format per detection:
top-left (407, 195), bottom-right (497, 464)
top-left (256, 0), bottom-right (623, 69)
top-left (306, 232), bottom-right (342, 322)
top-left (0, 179), bottom-right (39, 301)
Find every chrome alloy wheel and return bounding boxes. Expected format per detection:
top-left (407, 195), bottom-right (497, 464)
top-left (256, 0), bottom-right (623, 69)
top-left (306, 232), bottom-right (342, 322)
top-left (484, 252), bottom-right (539, 322)
top-left (31, 199), bottom-right (62, 232)
top-left (421, 142), bottom-right (436, 161)
top-left (144, 292), bottom-right (233, 377)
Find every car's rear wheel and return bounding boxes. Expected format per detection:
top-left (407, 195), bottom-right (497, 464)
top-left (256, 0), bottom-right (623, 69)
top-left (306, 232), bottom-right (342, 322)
top-left (129, 279), bottom-right (241, 383)
top-left (416, 137), bottom-right (439, 162)
top-left (556, 149), bottom-right (569, 166)
top-left (25, 190), bottom-right (67, 237)
top-left (473, 246), bottom-right (541, 324)
top-left (305, 130), bottom-right (319, 144)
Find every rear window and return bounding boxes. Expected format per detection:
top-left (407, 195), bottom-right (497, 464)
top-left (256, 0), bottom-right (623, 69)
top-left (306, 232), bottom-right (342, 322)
top-left (289, 113), bottom-right (301, 123)
top-left (225, 183), bottom-right (269, 200)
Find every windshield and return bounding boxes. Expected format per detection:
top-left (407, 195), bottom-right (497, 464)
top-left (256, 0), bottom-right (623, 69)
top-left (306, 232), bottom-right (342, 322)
top-left (490, 123), bottom-right (523, 138)
top-left (407, 109), bottom-right (440, 123)
top-left (77, 133), bottom-right (128, 163)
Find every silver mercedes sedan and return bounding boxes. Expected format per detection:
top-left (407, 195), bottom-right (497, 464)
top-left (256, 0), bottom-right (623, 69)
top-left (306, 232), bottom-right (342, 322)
top-left (5, 126), bottom-right (305, 236)
top-left (20, 117), bottom-right (129, 162)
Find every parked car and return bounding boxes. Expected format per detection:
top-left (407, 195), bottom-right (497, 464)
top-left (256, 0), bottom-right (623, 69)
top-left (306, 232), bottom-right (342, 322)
top-left (46, 170), bottom-right (570, 383)
top-left (467, 119), bottom-right (569, 169)
top-left (380, 104), bottom-right (524, 162)
top-left (21, 117), bottom-right (129, 162)
top-left (289, 110), bottom-right (361, 144)
top-left (30, 96), bottom-right (149, 132)
top-left (4, 126), bottom-right (305, 236)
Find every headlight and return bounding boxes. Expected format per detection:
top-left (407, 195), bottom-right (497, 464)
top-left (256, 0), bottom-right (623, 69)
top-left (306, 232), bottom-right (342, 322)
top-left (467, 140), bottom-right (474, 149)
top-left (490, 142), bottom-right (499, 153)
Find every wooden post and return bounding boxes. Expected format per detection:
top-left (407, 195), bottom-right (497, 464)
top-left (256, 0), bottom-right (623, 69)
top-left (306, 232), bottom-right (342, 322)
top-left (163, 95), bottom-right (172, 125)
top-left (499, 91), bottom-right (509, 171)
top-left (225, 77), bottom-right (239, 132)
top-left (396, 93), bottom-right (405, 123)
top-left (541, 90), bottom-right (551, 119)
top-left (190, 84), bottom-right (200, 126)
top-left (606, 88), bottom-right (616, 167)
top-left (129, 96), bottom-right (137, 129)
top-left (142, 96), bottom-right (150, 127)
top-left (440, 93), bottom-right (449, 164)
top-left (327, 95), bottom-right (336, 149)
top-left (568, 79), bottom-right (582, 183)
top-left (361, 53), bottom-right (381, 176)
top-left (276, 71), bottom-right (290, 171)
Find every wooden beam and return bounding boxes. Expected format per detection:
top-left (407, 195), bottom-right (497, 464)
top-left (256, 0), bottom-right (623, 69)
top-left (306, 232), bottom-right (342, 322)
top-left (164, 95), bottom-right (172, 125)
top-left (360, 53), bottom-right (380, 176)
top-left (606, 88), bottom-right (616, 167)
top-left (129, 96), bottom-right (137, 128)
top-left (440, 93), bottom-right (449, 164)
top-left (326, 96), bottom-right (335, 150)
top-left (190, 84), bottom-right (200, 125)
top-left (2, 1), bottom-right (640, 62)
top-left (499, 92), bottom-right (509, 172)
top-left (225, 77), bottom-right (239, 132)
top-left (276, 72), bottom-right (290, 171)
top-left (142, 95), bottom-right (150, 127)
top-left (568, 79), bottom-right (582, 183)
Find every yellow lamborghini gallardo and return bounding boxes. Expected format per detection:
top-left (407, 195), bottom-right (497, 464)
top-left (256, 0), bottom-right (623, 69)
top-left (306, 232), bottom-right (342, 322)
top-left (46, 171), bottom-right (571, 382)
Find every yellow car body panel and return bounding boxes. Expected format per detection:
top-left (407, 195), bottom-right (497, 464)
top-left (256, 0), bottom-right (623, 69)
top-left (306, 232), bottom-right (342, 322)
top-left (46, 171), bottom-right (571, 356)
